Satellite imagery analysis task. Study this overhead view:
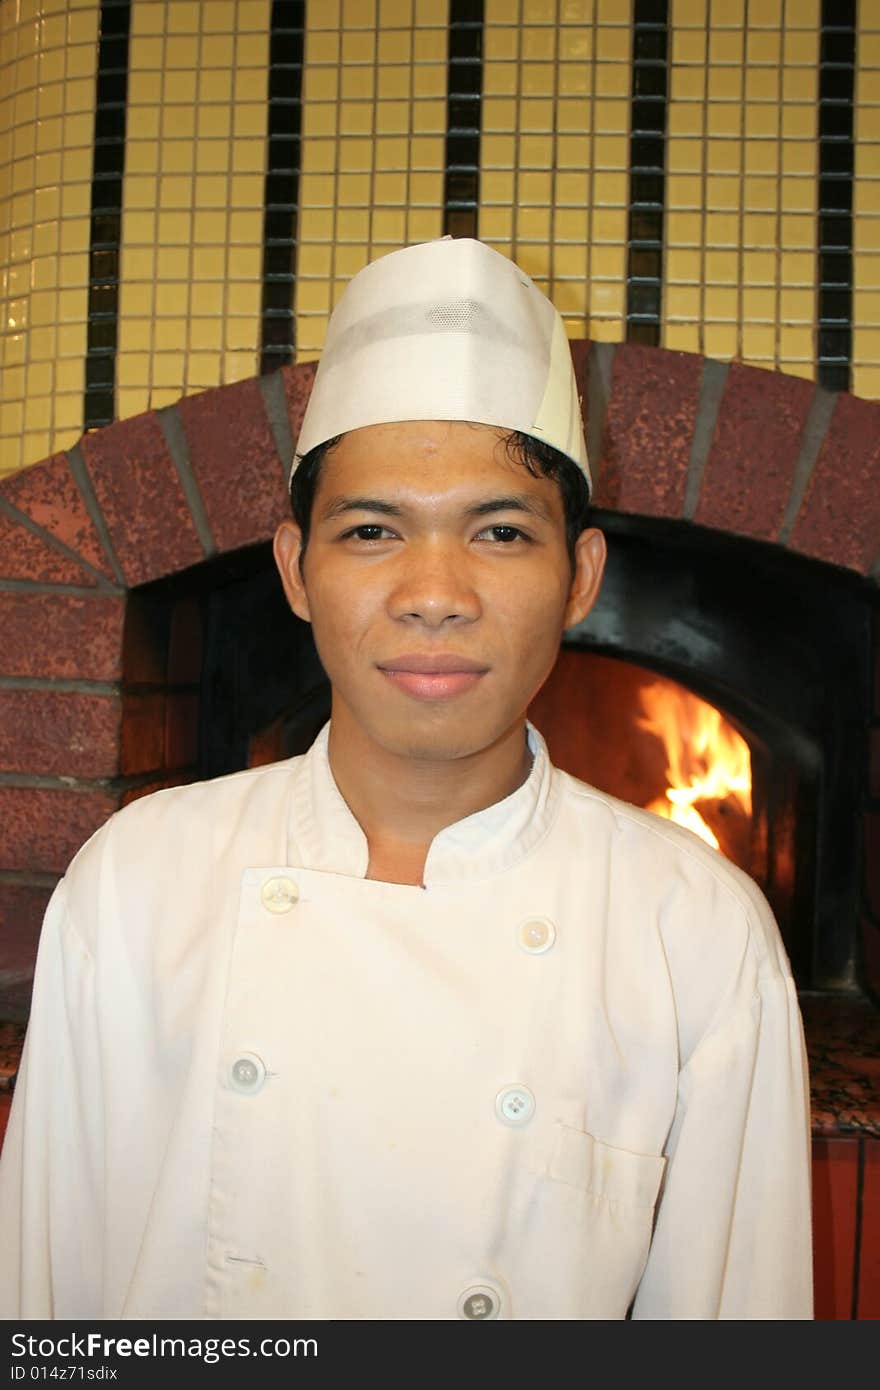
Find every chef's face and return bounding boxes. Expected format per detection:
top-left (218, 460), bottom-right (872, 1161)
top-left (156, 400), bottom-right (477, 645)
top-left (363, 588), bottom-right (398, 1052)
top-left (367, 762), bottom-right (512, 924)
top-left (274, 420), bottom-right (606, 763)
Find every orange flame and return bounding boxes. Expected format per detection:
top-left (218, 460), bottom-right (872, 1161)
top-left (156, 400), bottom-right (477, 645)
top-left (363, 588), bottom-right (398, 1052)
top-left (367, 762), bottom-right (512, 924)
top-left (637, 682), bottom-right (751, 853)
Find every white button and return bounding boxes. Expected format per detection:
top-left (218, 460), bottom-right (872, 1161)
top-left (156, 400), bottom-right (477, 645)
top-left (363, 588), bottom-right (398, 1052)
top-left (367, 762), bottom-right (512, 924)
top-left (495, 1085), bottom-right (536, 1126)
top-left (230, 1052), bottom-right (267, 1093)
top-left (457, 1285), bottom-right (501, 1320)
top-left (518, 917), bottom-right (556, 954)
top-left (260, 875), bottom-right (299, 913)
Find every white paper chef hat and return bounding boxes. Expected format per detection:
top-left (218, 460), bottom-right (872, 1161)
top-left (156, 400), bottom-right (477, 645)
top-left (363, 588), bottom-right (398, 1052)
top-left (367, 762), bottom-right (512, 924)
top-left (292, 237), bottom-right (591, 495)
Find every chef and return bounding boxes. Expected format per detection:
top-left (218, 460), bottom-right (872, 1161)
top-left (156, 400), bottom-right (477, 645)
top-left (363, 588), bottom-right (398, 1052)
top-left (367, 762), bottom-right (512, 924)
top-left (0, 238), bottom-right (812, 1320)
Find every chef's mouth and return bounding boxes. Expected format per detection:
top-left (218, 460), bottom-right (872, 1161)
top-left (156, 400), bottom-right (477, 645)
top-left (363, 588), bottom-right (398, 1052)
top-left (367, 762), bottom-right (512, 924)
top-left (377, 655), bottom-right (490, 675)
top-left (376, 659), bottom-right (489, 701)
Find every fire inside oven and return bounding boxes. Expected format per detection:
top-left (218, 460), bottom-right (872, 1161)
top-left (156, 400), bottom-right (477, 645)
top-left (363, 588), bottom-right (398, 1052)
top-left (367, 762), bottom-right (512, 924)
top-left (527, 647), bottom-right (810, 977)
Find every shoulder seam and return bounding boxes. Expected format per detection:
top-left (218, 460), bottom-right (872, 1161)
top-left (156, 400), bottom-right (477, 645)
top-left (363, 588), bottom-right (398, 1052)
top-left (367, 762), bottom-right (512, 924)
top-left (52, 879), bottom-right (95, 968)
top-left (136, 756), bottom-right (300, 803)
top-left (560, 776), bottom-right (771, 932)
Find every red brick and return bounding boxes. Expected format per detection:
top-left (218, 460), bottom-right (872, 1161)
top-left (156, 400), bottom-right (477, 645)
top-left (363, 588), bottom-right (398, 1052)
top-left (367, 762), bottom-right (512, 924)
top-left (80, 412), bottom-right (204, 586)
top-left (0, 1095), bottom-right (11, 1152)
top-left (121, 692), bottom-right (166, 776)
top-left (167, 596), bottom-right (203, 683)
top-left (811, 1136), bottom-right (859, 1319)
top-left (0, 882), bottom-right (53, 976)
top-left (281, 360), bottom-right (317, 460)
top-left (595, 343), bottom-right (701, 516)
top-left (695, 364), bottom-right (815, 542)
top-left (0, 689), bottom-right (121, 777)
top-left (0, 591), bottom-right (125, 680)
top-left (177, 379), bottom-right (288, 553)
top-left (1, 452), bottom-right (116, 580)
top-left (165, 692), bottom-right (200, 769)
top-left (0, 786), bottom-right (119, 873)
top-left (0, 508), bottom-right (97, 585)
top-left (858, 1141), bottom-right (880, 1319)
top-left (789, 393), bottom-right (880, 574)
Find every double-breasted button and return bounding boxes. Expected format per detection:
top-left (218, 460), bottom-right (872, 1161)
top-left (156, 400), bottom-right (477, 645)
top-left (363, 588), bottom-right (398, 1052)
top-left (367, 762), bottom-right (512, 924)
top-left (518, 917), bottom-right (556, 954)
top-left (495, 1084), bottom-right (535, 1126)
top-left (457, 1285), bottom-right (501, 1320)
top-left (260, 876), bottom-right (299, 913)
top-left (230, 1052), bottom-right (267, 1094)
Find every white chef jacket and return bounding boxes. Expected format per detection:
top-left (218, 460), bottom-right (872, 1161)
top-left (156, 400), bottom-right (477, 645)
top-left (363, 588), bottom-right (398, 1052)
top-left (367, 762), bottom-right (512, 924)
top-left (0, 722), bottom-right (813, 1320)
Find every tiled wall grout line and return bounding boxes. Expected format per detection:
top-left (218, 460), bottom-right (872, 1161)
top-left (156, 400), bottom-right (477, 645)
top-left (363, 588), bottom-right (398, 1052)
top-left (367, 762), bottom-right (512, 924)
top-left (258, 371), bottom-right (297, 478)
top-left (777, 383), bottom-right (838, 545)
top-left (0, 677), bottom-right (120, 693)
top-left (66, 442), bottom-right (127, 588)
top-left (586, 340), bottom-right (616, 486)
top-left (0, 495), bottom-right (120, 593)
top-left (0, 769), bottom-right (198, 794)
top-left (0, 773), bottom-right (121, 791)
top-left (682, 357), bottom-right (728, 522)
top-left (155, 405), bottom-right (218, 560)
top-left (0, 871), bottom-right (61, 890)
top-left (0, 580), bottom-right (119, 599)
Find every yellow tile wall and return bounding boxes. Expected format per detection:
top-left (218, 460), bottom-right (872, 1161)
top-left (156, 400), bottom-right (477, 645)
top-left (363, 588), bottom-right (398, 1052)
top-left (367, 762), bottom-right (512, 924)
top-left (664, 0), bottom-right (819, 378)
top-left (854, 6), bottom-right (880, 402)
top-left (294, 0), bottom-right (447, 363)
top-left (117, 0), bottom-right (270, 419)
top-left (3, 2), bottom-right (880, 487)
top-left (0, 0), bottom-right (97, 478)
top-left (481, 0), bottom-right (632, 341)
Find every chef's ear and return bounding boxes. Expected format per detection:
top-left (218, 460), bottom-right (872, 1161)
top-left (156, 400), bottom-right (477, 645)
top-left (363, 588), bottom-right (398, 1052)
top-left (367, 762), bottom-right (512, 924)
top-left (562, 526), bottom-right (606, 630)
top-left (273, 519), bottom-right (312, 624)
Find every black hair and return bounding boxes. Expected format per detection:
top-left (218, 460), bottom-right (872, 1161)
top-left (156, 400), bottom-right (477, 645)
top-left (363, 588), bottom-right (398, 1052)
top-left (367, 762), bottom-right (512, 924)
top-left (289, 429), bottom-right (593, 572)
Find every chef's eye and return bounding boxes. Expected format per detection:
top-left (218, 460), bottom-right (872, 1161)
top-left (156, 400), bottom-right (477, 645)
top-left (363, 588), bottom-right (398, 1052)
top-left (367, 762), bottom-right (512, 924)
top-left (342, 524), bottom-right (395, 541)
top-left (476, 524), bottom-right (531, 544)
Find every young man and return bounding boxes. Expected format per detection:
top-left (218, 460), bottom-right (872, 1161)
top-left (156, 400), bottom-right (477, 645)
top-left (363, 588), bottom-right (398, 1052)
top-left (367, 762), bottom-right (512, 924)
top-left (0, 238), bottom-right (812, 1320)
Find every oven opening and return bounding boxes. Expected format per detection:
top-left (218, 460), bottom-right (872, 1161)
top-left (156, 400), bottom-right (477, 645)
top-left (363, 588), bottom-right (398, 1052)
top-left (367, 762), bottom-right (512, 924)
top-left (528, 647), bottom-right (813, 979)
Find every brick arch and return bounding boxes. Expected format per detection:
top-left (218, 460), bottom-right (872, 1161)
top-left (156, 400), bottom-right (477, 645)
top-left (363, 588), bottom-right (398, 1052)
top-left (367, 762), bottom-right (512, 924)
top-left (2, 344), bottom-right (877, 596)
top-left (1, 344), bottom-right (878, 1015)
top-left (581, 341), bottom-right (880, 578)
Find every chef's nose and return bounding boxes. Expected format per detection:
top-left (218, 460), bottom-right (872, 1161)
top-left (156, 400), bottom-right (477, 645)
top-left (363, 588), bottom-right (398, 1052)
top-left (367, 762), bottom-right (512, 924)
top-left (386, 538), bottom-right (481, 628)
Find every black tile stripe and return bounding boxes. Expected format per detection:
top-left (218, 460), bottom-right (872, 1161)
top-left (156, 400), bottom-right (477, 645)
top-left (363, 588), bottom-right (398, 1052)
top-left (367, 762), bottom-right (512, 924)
top-left (626, 0), bottom-right (668, 347)
top-left (84, 0), bottom-right (131, 431)
top-left (260, 0), bottom-right (305, 375)
top-left (444, 0), bottom-right (484, 238)
top-left (817, 0), bottom-right (856, 393)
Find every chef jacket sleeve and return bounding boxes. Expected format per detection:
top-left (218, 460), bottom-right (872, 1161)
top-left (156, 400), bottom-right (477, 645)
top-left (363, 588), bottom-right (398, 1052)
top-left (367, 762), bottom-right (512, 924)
top-left (0, 879), bottom-right (104, 1319)
top-left (630, 909), bottom-right (813, 1320)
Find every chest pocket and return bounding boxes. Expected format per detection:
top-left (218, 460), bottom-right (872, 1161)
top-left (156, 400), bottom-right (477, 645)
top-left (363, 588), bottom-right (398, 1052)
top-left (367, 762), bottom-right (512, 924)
top-left (547, 1123), bottom-right (666, 1209)
top-left (496, 1125), bottom-right (667, 1318)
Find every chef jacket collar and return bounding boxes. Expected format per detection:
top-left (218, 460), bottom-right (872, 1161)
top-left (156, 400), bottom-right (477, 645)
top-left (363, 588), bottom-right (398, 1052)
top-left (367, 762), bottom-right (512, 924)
top-left (287, 720), bottom-right (561, 887)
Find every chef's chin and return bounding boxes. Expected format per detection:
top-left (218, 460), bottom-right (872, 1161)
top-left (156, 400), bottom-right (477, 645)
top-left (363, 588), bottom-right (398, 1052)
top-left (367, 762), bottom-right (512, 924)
top-left (360, 702), bottom-right (527, 768)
